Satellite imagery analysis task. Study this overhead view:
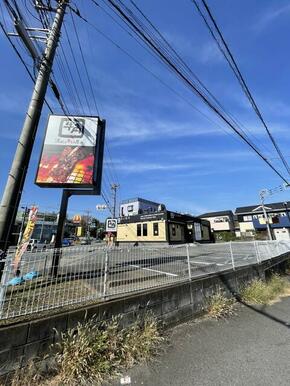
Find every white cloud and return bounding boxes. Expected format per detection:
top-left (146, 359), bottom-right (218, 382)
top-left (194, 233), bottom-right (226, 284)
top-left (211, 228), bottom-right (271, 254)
top-left (105, 159), bottom-right (202, 173)
top-left (103, 105), bottom-right (224, 145)
top-left (199, 42), bottom-right (223, 64)
top-left (105, 156), bottom-right (264, 176)
top-left (153, 149), bottom-right (254, 161)
top-left (254, 4), bottom-right (290, 31)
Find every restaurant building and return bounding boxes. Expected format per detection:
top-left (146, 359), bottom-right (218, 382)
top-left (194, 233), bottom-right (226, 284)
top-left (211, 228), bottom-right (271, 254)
top-left (117, 208), bottom-right (213, 245)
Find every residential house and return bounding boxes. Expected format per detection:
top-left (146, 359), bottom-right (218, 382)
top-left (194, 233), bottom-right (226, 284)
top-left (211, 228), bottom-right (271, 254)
top-left (235, 201), bottom-right (290, 240)
top-left (198, 210), bottom-right (235, 240)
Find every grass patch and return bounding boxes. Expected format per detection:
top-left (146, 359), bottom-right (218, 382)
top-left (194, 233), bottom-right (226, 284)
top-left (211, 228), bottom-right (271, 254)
top-left (206, 292), bottom-right (235, 319)
top-left (1, 278), bottom-right (98, 320)
top-left (240, 274), bottom-right (289, 305)
top-left (7, 313), bottom-right (163, 386)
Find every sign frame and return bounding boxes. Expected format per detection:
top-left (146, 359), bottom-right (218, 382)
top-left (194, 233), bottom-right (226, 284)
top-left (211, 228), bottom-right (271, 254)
top-left (35, 114), bottom-right (105, 192)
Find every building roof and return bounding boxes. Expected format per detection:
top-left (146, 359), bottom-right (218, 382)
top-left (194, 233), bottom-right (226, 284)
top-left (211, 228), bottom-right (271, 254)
top-left (198, 210), bottom-right (233, 218)
top-left (235, 201), bottom-right (290, 214)
top-left (120, 197), bottom-right (162, 206)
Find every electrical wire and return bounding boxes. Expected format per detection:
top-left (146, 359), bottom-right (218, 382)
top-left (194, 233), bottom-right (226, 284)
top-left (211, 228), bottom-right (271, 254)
top-left (191, 0), bottom-right (290, 176)
top-left (92, 0), bottom-right (288, 184)
top-left (70, 10), bottom-right (100, 116)
top-left (0, 19), bottom-right (53, 113)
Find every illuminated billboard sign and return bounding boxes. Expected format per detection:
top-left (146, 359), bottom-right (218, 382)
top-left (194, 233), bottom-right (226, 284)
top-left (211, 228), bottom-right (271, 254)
top-left (35, 115), bottom-right (105, 190)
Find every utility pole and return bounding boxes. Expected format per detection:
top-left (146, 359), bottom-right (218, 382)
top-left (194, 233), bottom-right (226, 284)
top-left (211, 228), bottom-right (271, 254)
top-left (85, 210), bottom-right (91, 242)
top-left (0, 1), bottom-right (69, 253)
top-left (259, 190), bottom-right (273, 241)
top-left (258, 183), bottom-right (290, 241)
top-left (111, 183), bottom-right (120, 218)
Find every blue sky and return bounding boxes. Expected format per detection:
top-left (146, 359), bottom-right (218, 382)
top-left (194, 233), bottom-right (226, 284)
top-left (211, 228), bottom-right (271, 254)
top-left (0, 0), bottom-right (290, 220)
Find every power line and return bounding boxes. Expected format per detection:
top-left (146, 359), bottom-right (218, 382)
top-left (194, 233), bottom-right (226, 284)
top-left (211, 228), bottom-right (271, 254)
top-left (94, 0), bottom-right (288, 184)
top-left (73, 6), bottom-right (256, 158)
top-left (2, 1), bottom-right (116, 225)
top-left (70, 9), bottom-right (100, 116)
top-left (0, 19), bottom-right (54, 113)
top-left (191, 0), bottom-right (290, 177)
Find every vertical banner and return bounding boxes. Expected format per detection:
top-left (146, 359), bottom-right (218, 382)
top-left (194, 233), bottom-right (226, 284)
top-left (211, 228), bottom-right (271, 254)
top-left (13, 206), bottom-right (38, 273)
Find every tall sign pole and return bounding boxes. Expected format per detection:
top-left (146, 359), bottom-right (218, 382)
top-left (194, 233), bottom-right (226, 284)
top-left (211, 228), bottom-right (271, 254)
top-left (0, 1), bottom-right (69, 252)
top-left (111, 183), bottom-right (120, 218)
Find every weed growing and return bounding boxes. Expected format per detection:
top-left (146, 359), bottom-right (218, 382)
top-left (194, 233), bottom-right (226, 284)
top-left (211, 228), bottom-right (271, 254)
top-left (7, 313), bottom-right (163, 386)
top-left (241, 274), bottom-right (289, 305)
top-left (206, 292), bottom-right (235, 319)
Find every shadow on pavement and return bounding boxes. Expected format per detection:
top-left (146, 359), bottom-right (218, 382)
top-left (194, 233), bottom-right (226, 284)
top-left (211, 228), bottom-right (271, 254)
top-left (218, 271), bottom-right (290, 329)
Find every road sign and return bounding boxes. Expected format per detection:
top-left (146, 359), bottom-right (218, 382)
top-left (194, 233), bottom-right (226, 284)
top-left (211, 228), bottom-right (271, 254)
top-left (106, 218), bottom-right (118, 232)
top-left (96, 204), bottom-right (107, 210)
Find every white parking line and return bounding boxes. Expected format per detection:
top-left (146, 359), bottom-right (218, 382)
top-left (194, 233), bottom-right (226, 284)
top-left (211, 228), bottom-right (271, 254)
top-left (192, 261), bottom-right (225, 267)
top-left (130, 264), bottom-right (178, 277)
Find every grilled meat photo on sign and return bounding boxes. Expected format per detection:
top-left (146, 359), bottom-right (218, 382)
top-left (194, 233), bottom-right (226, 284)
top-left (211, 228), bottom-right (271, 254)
top-left (37, 146), bottom-right (94, 184)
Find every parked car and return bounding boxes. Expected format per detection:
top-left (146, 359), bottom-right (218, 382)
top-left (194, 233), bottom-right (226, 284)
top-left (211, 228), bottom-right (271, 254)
top-left (80, 238), bottom-right (91, 245)
top-left (26, 239), bottom-right (47, 252)
top-left (62, 238), bottom-right (71, 247)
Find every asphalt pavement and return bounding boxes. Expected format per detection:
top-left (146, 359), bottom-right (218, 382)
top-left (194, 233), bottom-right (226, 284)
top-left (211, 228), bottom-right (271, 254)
top-left (114, 294), bottom-right (290, 386)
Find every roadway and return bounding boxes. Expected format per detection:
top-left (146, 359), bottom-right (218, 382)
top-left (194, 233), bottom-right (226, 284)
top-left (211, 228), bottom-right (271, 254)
top-left (112, 291), bottom-right (290, 386)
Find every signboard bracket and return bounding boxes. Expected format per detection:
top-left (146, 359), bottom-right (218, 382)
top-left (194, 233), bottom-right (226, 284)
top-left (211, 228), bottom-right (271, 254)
top-left (51, 187), bottom-right (103, 277)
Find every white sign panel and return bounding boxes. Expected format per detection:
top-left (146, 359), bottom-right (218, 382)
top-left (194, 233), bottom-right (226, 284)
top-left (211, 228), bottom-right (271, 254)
top-left (106, 218), bottom-right (118, 232)
top-left (96, 204), bottom-right (107, 210)
top-left (44, 115), bottom-right (99, 146)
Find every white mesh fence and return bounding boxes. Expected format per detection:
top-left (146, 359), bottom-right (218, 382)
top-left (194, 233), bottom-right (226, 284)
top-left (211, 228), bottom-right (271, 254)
top-left (0, 240), bottom-right (289, 320)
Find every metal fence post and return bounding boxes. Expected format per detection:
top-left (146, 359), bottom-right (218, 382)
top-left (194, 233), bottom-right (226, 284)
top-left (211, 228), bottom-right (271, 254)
top-left (229, 241), bottom-right (235, 270)
top-left (186, 244), bottom-right (194, 310)
top-left (0, 256), bottom-right (11, 319)
top-left (102, 249), bottom-right (109, 300)
top-left (254, 241), bottom-right (260, 264)
top-left (186, 244), bottom-right (192, 280)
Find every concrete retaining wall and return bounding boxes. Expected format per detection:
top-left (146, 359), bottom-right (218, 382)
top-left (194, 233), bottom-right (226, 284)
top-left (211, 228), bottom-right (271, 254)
top-left (0, 254), bottom-right (288, 376)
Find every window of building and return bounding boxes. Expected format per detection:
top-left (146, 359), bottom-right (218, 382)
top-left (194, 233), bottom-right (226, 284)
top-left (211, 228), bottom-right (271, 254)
top-left (172, 225), bottom-right (176, 236)
top-left (153, 222), bottom-right (159, 236)
top-left (137, 224), bottom-right (141, 236)
top-left (128, 205), bottom-right (134, 212)
top-left (214, 217), bottom-right (228, 223)
top-left (194, 223), bottom-right (202, 241)
top-left (143, 223), bottom-right (148, 236)
top-left (243, 215), bottom-right (252, 221)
